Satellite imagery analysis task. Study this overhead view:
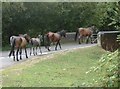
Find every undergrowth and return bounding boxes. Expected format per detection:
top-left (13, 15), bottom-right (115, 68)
top-left (86, 49), bottom-right (119, 87)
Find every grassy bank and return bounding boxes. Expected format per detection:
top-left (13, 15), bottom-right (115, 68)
top-left (2, 46), bottom-right (107, 87)
top-left (86, 49), bottom-right (119, 87)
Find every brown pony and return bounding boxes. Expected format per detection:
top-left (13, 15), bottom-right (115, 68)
top-left (45, 30), bottom-right (66, 51)
top-left (9, 34), bottom-right (31, 61)
top-left (75, 26), bottom-right (95, 44)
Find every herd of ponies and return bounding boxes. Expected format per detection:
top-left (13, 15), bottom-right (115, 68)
top-left (9, 26), bottom-right (97, 61)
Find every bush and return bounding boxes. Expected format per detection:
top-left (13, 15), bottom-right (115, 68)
top-left (86, 50), bottom-right (119, 87)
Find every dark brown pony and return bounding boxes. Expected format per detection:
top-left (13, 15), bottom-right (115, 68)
top-left (75, 26), bottom-right (95, 44)
top-left (9, 34), bottom-right (31, 61)
top-left (45, 30), bottom-right (66, 51)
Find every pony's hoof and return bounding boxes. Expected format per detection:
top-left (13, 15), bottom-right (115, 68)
top-left (20, 57), bottom-right (22, 60)
top-left (48, 49), bottom-right (51, 51)
top-left (17, 60), bottom-right (19, 61)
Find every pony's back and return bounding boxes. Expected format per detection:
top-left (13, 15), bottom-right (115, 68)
top-left (10, 36), bottom-right (17, 46)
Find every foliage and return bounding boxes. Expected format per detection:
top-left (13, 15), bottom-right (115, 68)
top-left (2, 2), bottom-right (27, 45)
top-left (108, 2), bottom-right (120, 30)
top-left (2, 2), bottom-right (120, 46)
top-left (99, 2), bottom-right (120, 31)
top-left (86, 50), bottom-right (119, 87)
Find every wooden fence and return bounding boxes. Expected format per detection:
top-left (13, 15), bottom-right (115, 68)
top-left (97, 31), bottom-right (120, 52)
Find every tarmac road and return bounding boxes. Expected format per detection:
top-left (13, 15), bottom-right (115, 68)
top-left (0, 43), bottom-right (97, 70)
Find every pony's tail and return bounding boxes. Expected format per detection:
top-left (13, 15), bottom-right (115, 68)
top-left (75, 28), bottom-right (79, 41)
top-left (30, 39), bottom-right (33, 45)
top-left (9, 38), bottom-right (15, 57)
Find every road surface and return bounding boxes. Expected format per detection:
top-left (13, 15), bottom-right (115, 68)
top-left (0, 43), bottom-right (97, 70)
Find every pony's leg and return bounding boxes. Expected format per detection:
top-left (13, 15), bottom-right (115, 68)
top-left (86, 36), bottom-right (89, 44)
top-left (25, 48), bottom-right (28, 58)
top-left (9, 38), bottom-right (15, 58)
top-left (78, 36), bottom-right (81, 44)
top-left (13, 50), bottom-right (15, 61)
top-left (46, 42), bottom-right (51, 51)
top-left (16, 48), bottom-right (19, 61)
top-left (81, 36), bottom-right (83, 43)
top-left (47, 46), bottom-right (51, 51)
top-left (19, 48), bottom-right (22, 60)
top-left (36, 47), bottom-right (37, 55)
top-left (39, 46), bottom-right (42, 54)
top-left (9, 50), bottom-right (13, 57)
top-left (46, 43), bottom-right (51, 51)
top-left (90, 36), bottom-right (93, 44)
top-left (10, 47), bottom-right (15, 61)
top-left (58, 41), bottom-right (62, 49)
top-left (33, 47), bottom-right (35, 56)
top-left (55, 41), bottom-right (59, 50)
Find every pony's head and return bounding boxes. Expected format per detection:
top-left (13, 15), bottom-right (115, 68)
top-left (90, 26), bottom-right (98, 34)
top-left (60, 30), bottom-right (66, 38)
top-left (23, 34), bottom-right (31, 43)
top-left (38, 34), bottom-right (43, 42)
top-left (38, 35), bottom-right (42, 39)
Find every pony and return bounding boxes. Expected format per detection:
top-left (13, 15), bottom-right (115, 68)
top-left (9, 34), bottom-right (31, 61)
top-left (45, 30), bottom-right (66, 51)
top-left (75, 26), bottom-right (96, 44)
top-left (30, 35), bottom-right (42, 56)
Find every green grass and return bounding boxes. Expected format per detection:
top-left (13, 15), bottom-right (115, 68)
top-left (2, 46), bottom-right (107, 87)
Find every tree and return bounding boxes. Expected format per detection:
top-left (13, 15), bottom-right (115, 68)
top-left (2, 2), bottom-right (120, 46)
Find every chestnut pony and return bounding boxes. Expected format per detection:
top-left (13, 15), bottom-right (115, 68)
top-left (75, 26), bottom-right (96, 44)
top-left (45, 30), bottom-right (66, 51)
top-left (9, 34), bottom-right (31, 61)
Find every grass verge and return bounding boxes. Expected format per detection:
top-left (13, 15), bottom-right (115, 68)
top-left (2, 46), bottom-right (107, 87)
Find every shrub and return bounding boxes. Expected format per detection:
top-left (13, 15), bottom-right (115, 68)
top-left (86, 50), bottom-right (119, 87)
